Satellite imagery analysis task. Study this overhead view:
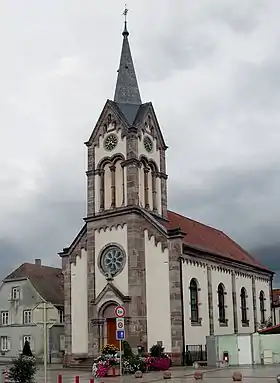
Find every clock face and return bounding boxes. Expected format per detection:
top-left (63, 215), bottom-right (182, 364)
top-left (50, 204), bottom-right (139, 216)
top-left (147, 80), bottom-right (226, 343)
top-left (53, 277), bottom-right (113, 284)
top-left (143, 136), bottom-right (153, 153)
top-left (104, 134), bottom-right (118, 151)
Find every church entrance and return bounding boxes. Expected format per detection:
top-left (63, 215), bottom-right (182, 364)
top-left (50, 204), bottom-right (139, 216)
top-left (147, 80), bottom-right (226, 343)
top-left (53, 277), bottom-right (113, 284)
top-left (106, 318), bottom-right (118, 349)
top-left (99, 302), bottom-right (120, 351)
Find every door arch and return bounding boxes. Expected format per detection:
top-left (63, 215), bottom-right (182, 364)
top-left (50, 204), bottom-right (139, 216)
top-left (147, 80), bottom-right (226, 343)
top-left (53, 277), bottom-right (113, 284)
top-left (99, 301), bottom-right (119, 349)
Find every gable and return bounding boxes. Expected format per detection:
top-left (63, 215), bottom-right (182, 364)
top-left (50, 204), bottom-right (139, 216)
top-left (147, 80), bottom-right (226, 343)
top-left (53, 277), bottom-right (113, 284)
top-left (135, 102), bottom-right (167, 150)
top-left (85, 100), bottom-right (131, 147)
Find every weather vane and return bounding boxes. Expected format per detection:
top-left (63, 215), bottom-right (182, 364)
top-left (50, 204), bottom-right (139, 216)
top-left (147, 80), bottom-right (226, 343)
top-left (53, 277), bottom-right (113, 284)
top-left (122, 4), bottom-right (128, 22)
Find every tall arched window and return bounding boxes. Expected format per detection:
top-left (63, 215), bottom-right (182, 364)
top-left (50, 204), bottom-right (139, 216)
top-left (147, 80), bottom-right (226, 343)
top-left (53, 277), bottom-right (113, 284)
top-left (218, 283), bottom-right (226, 324)
top-left (259, 291), bottom-right (265, 324)
top-left (241, 287), bottom-right (248, 324)
top-left (190, 279), bottom-right (199, 323)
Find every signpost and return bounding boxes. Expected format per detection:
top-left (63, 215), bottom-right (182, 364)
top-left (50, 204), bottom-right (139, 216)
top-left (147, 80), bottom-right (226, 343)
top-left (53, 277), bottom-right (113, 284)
top-left (115, 306), bottom-right (126, 376)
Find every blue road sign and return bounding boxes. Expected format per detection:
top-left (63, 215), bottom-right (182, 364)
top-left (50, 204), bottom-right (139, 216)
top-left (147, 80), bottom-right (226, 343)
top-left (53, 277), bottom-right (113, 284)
top-left (116, 330), bottom-right (125, 340)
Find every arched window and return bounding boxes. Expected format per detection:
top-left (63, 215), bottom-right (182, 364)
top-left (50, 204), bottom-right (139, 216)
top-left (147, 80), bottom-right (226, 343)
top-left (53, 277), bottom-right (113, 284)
top-left (241, 287), bottom-right (248, 324)
top-left (190, 279), bottom-right (199, 323)
top-left (218, 283), bottom-right (226, 324)
top-left (259, 291), bottom-right (265, 324)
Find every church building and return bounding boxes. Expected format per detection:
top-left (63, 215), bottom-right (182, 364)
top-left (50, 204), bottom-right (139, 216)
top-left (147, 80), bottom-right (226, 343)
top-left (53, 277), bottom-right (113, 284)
top-left (59, 19), bottom-right (273, 365)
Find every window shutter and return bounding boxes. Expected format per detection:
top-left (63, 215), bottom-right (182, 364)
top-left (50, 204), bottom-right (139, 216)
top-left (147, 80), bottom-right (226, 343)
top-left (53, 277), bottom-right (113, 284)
top-left (19, 340), bottom-right (23, 351)
top-left (31, 338), bottom-right (34, 351)
top-left (7, 338), bottom-right (11, 351)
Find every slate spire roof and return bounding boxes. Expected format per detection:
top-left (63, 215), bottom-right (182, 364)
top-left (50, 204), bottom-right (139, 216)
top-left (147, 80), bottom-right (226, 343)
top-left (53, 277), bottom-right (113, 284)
top-left (114, 20), bottom-right (142, 106)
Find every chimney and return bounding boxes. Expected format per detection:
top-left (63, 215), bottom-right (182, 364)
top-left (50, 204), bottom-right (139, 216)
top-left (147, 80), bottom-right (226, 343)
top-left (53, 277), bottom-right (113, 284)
top-left (35, 259), bottom-right (41, 266)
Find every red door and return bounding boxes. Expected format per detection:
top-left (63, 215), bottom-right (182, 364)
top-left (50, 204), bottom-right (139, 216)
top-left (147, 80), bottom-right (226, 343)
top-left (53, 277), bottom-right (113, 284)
top-left (107, 318), bottom-right (118, 349)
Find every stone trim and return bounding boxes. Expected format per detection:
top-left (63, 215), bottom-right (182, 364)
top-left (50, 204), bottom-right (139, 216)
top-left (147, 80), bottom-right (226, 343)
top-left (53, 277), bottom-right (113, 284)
top-left (252, 277), bottom-right (257, 332)
top-left (231, 272), bottom-right (238, 333)
top-left (207, 266), bottom-right (214, 335)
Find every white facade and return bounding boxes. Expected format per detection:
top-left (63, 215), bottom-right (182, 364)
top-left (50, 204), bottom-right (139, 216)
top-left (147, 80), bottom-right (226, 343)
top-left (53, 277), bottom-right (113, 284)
top-left (144, 230), bottom-right (171, 352)
top-left (71, 249), bottom-right (88, 354)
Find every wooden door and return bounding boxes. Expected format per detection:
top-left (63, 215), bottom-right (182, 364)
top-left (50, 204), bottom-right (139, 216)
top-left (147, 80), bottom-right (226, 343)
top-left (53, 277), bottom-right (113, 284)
top-left (107, 318), bottom-right (118, 349)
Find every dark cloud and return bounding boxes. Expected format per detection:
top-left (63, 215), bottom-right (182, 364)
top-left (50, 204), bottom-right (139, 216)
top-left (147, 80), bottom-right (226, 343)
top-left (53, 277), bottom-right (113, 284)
top-left (0, 0), bottom-right (279, 285)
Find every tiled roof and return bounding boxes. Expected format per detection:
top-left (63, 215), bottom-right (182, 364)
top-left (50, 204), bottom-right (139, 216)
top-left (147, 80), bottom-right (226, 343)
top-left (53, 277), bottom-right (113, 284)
top-left (4, 263), bottom-right (63, 306)
top-left (166, 210), bottom-right (269, 272)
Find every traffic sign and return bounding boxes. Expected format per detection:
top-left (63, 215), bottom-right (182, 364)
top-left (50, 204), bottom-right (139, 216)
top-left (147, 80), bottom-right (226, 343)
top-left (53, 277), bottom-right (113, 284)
top-left (116, 317), bottom-right (124, 330)
top-left (114, 305), bottom-right (126, 318)
top-left (116, 330), bottom-right (125, 340)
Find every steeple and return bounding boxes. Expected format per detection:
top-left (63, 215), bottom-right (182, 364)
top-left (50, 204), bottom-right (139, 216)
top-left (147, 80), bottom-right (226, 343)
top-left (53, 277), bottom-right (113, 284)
top-left (114, 9), bottom-right (142, 105)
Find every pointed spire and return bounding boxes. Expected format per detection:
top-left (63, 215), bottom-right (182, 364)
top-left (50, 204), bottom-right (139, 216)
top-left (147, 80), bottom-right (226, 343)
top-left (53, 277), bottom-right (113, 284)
top-left (114, 8), bottom-right (142, 105)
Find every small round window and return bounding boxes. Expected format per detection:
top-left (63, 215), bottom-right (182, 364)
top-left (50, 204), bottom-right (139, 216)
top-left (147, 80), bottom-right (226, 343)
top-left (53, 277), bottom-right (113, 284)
top-left (99, 245), bottom-right (126, 278)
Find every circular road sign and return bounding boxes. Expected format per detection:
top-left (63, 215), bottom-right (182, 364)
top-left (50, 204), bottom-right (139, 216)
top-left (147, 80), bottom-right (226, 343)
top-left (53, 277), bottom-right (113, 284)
top-left (115, 305), bottom-right (126, 318)
top-left (116, 320), bottom-right (124, 330)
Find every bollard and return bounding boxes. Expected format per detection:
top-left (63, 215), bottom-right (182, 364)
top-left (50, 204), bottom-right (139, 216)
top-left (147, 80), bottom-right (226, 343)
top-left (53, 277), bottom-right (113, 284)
top-left (194, 370), bottom-right (203, 380)
top-left (232, 371), bottom-right (242, 382)
top-left (276, 375), bottom-right (280, 383)
top-left (4, 366), bottom-right (9, 383)
top-left (112, 367), bottom-right (116, 377)
top-left (75, 376), bottom-right (80, 383)
top-left (58, 374), bottom-right (63, 383)
top-left (90, 379), bottom-right (94, 383)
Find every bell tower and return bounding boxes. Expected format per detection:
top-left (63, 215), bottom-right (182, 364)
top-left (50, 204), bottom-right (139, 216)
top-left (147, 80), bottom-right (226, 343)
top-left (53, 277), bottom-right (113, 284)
top-left (85, 13), bottom-right (168, 220)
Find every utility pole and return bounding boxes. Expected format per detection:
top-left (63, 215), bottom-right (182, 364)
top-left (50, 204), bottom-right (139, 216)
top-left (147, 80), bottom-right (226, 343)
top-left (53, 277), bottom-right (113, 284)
top-left (35, 302), bottom-right (56, 383)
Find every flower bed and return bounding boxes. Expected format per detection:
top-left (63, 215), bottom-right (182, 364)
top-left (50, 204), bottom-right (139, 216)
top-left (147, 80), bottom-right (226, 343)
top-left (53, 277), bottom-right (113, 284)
top-left (92, 343), bottom-right (171, 377)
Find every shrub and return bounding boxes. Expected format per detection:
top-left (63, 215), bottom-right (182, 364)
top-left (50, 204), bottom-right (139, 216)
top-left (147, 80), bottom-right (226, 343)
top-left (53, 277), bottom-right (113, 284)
top-left (8, 355), bottom-right (37, 383)
top-left (22, 341), bottom-right (33, 357)
top-left (150, 344), bottom-right (164, 357)
top-left (122, 341), bottom-right (134, 358)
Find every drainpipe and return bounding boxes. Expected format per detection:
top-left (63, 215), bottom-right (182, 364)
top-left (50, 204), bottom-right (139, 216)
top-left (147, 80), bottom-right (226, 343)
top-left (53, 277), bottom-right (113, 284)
top-left (179, 255), bottom-right (185, 366)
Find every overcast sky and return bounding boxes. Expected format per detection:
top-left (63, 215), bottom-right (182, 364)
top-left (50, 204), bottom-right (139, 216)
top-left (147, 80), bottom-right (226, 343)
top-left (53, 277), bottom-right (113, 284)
top-left (0, 0), bottom-right (280, 284)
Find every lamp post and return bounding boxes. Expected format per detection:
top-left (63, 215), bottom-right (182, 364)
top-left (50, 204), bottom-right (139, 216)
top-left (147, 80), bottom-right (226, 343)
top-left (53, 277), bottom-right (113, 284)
top-left (178, 255), bottom-right (186, 366)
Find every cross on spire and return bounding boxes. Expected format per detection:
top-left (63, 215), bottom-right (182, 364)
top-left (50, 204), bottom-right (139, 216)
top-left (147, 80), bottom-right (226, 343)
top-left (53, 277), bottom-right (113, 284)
top-left (122, 5), bottom-right (129, 36)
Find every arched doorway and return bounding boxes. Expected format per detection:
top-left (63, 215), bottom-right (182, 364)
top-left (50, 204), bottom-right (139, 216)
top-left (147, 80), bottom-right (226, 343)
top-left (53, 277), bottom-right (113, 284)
top-left (99, 301), bottom-right (119, 349)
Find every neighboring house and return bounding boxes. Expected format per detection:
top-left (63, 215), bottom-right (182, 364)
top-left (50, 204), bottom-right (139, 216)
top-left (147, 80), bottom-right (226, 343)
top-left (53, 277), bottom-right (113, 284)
top-left (272, 289), bottom-right (280, 325)
top-left (0, 259), bottom-right (64, 363)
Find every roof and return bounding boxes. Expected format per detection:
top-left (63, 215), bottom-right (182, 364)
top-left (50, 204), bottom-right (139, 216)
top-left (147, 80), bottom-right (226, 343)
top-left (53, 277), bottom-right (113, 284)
top-left (258, 324), bottom-right (280, 334)
top-left (114, 21), bottom-right (142, 105)
top-left (165, 210), bottom-right (270, 272)
top-left (4, 263), bottom-right (64, 306)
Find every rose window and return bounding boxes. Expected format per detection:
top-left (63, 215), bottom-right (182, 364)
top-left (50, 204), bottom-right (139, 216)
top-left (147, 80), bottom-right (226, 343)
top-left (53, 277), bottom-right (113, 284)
top-left (99, 245), bottom-right (126, 277)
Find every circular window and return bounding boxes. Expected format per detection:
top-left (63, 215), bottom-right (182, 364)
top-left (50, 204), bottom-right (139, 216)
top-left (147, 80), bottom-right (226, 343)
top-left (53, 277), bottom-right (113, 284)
top-left (104, 134), bottom-right (118, 151)
top-left (99, 245), bottom-right (126, 278)
top-left (143, 136), bottom-right (153, 153)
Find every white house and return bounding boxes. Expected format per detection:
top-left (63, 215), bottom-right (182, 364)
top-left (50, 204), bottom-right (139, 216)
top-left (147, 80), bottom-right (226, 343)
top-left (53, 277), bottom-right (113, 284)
top-left (59, 19), bottom-right (273, 366)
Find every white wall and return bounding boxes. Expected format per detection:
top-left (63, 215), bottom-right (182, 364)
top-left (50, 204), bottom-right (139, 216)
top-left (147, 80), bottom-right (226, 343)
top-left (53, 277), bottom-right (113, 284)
top-left (235, 274), bottom-right (254, 334)
top-left (95, 225), bottom-right (128, 297)
top-left (183, 262), bottom-right (209, 345)
top-left (71, 249), bottom-right (88, 354)
top-left (255, 278), bottom-right (271, 324)
top-left (211, 268), bottom-right (234, 335)
top-left (144, 231), bottom-right (171, 352)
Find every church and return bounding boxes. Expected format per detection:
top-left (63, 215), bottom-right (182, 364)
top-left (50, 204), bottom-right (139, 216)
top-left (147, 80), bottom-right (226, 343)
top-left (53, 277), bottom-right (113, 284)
top-left (59, 19), bottom-right (273, 365)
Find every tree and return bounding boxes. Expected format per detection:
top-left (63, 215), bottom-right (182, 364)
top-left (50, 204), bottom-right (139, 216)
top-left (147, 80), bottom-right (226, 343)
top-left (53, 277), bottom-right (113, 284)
top-left (22, 341), bottom-right (33, 357)
top-left (8, 355), bottom-right (37, 383)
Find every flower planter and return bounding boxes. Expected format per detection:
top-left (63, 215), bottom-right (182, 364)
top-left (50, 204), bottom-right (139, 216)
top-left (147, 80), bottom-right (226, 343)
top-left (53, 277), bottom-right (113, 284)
top-left (107, 366), bottom-right (120, 376)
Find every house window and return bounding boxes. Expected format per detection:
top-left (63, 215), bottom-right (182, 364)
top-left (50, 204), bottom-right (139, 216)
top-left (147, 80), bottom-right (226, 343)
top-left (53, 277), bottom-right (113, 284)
top-left (59, 309), bottom-right (64, 323)
top-left (218, 283), bottom-right (226, 323)
top-left (1, 311), bottom-right (9, 326)
top-left (241, 287), bottom-right (248, 324)
top-left (23, 310), bottom-right (31, 324)
top-left (259, 291), bottom-right (265, 324)
top-left (190, 278), bottom-right (199, 323)
top-left (0, 336), bottom-right (9, 351)
top-left (11, 287), bottom-right (20, 300)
